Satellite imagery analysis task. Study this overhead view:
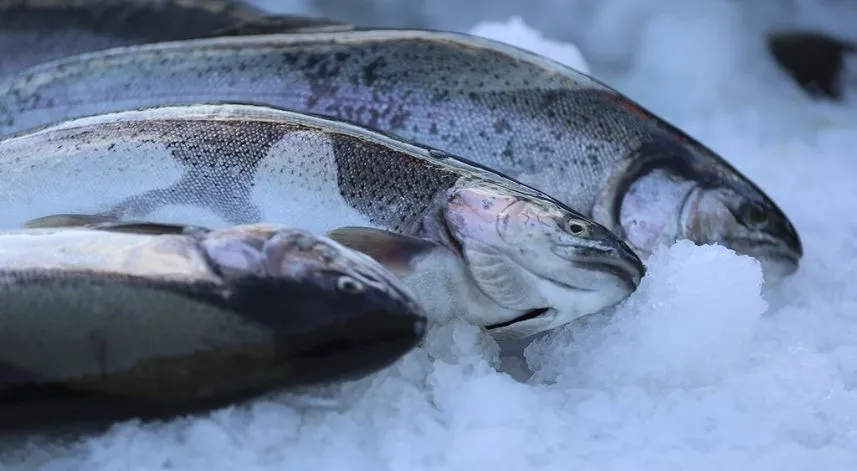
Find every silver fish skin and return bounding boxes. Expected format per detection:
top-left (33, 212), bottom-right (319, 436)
top-left (0, 103), bottom-right (644, 340)
top-left (0, 30), bottom-right (801, 281)
top-left (0, 221), bottom-right (426, 429)
top-left (0, 0), bottom-right (351, 77)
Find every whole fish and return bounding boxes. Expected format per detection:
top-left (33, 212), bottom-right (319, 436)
top-left (0, 103), bottom-right (644, 340)
top-left (0, 0), bottom-right (351, 77)
top-left (0, 220), bottom-right (426, 430)
top-left (0, 30), bottom-right (802, 280)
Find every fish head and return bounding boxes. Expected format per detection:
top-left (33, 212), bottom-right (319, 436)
top-left (679, 182), bottom-right (802, 282)
top-left (586, 90), bottom-right (803, 283)
top-left (201, 223), bottom-right (427, 324)
top-left (196, 224), bottom-right (427, 380)
top-left (436, 180), bottom-right (645, 338)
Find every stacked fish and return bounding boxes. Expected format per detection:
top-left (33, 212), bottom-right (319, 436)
top-left (0, 0), bottom-right (803, 431)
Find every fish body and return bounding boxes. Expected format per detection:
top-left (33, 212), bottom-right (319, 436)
top-left (767, 29), bottom-right (857, 100)
top-left (0, 103), bottom-right (644, 340)
top-left (0, 221), bottom-right (426, 430)
top-left (0, 0), bottom-right (351, 77)
top-left (0, 29), bottom-right (801, 279)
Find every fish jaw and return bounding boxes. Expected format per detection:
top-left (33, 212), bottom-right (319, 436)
top-left (432, 180), bottom-right (644, 339)
top-left (677, 185), bottom-right (802, 282)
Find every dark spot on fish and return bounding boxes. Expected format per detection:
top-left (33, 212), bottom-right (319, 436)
top-left (105, 119), bottom-right (286, 223)
top-left (362, 57), bottom-right (386, 86)
top-left (331, 136), bottom-right (458, 233)
top-left (493, 118), bottom-right (512, 134)
top-left (388, 110), bottom-right (410, 130)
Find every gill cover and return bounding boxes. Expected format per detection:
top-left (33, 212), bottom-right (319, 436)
top-left (442, 185), bottom-right (545, 310)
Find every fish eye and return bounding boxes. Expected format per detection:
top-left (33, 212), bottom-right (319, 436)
top-left (564, 218), bottom-right (590, 236)
top-left (741, 202), bottom-right (769, 226)
top-left (336, 276), bottom-right (365, 294)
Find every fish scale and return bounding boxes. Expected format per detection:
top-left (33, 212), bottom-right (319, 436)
top-left (0, 29), bottom-right (800, 278)
top-left (0, 113), bottom-right (458, 233)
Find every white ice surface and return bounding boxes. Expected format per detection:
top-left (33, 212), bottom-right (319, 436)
top-left (468, 16), bottom-right (591, 74)
top-left (4, 1), bottom-right (857, 470)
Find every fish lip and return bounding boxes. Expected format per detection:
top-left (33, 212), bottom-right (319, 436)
top-left (556, 245), bottom-right (645, 289)
top-left (485, 307), bottom-right (554, 330)
top-left (578, 259), bottom-right (642, 290)
top-left (720, 237), bottom-right (801, 274)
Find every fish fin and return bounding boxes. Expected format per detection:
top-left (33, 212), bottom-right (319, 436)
top-left (463, 241), bottom-right (542, 310)
top-left (767, 30), bottom-right (857, 100)
top-left (326, 226), bottom-right (437, 276)
top-left (23, 213), bottom-right (121, 229)
top-left (23, 214), bottom-right (208, 236)
top-left (207, 14), bottom-right (355, 36)
top-left (87, 221), bottom-right (212, 236)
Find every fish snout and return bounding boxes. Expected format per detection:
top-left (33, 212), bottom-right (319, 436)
top-left (561, 243), bottom-right (644, 292)
top-left (777, 213), bottom-right (803, 261)
top-left (613, 239), bottom-right (646, 287)
top-left (242, 272), bottom-right (428, 385)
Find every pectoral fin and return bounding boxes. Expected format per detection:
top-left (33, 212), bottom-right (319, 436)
top-left (24, 213), bottom-right (120, 229)
top-left (208, 14), bottom-right (355, 36)
top-left (326, 226), bottom-right (439, 276)
top-left (24, 214), bottom-right (210, 236)
top-left (88, 222), bottom-right (213, 236)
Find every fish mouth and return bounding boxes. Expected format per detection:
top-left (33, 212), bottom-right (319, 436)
top-left (722, 237), bottom-right (801, 276)
top-left (485, 307), bottom-right (553, 330)
top-left (574, 258), bottom-right (643, 291)
top-left (276, 308), bottom-right (427, 385)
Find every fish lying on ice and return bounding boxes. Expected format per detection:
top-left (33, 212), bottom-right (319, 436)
top-left (0, 29), bottom-right (802, 280)
top-left (767, 29), bottom-right (857, 101)
top-left (0, 221), bottom-right (427, 430)
top-left (0, 0), bottom-right (351, 77)
top-left (0, 103), bottom-right (645, 340)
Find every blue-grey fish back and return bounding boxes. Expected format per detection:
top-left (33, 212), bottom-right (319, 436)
top-left (0, 0), bottom-right (267, 76)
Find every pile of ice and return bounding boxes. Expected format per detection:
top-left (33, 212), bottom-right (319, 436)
top-left (4, 2), bottom-right (857, 470)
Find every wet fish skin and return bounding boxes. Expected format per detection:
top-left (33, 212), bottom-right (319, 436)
top-left (0, 103), bottom-right (644, 340)
top-left (0, 0), bottom-right (351, 77)
top-left (0, 30), bottom-right (801, 280)
top-left (0, 222), bottom-right (426, 430)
